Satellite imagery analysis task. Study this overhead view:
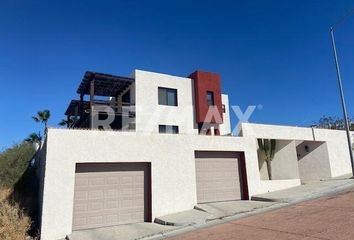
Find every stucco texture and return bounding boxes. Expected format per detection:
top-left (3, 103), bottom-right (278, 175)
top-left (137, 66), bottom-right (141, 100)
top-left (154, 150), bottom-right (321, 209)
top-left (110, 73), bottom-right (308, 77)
top-left (40, 129), bottom-right (250, 240)
top-left (39, 123), bottom-right (353, 240)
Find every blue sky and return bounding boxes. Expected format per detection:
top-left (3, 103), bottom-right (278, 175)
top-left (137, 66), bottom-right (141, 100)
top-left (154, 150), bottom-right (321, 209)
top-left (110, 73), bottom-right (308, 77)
top-left (1, 0), bottom-right (354, 149)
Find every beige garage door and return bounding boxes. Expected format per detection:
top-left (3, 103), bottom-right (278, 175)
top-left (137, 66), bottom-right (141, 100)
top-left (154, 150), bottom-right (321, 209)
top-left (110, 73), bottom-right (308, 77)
top-left (195, 151), bottom-right (241, 203)
top-left (72, 163), bottom-right (150, 231)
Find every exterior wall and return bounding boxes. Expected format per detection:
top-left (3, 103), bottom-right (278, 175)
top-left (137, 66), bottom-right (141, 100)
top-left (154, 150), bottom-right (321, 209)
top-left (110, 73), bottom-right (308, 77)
top-left (194, 133), bottom-right (302, 195)
top-left (40, 128), bottom-right (251, 240)
top-left (37, 139), bottom-right (47, 227)
top-left (272, 141), bottom-right (300, 179)
top-left (241, 123), bottom-right (315, 140)
top-left (258, 140), bottom-right (299, 180)
top-left (134, 70), bottom-right (197, 135)
top-left (133, 69), bottom-right (230, 135)
top-left (189, 71), bottom-right (223, 124)
top-left (258, 179), bottom-right (301, 192)
top-left (219, 94), bottom-right (231, 135)
top-left (296, 141), bottom-right (332, 181)
top-left (242, 123), bottom-right (352, 179)
top-left (314, 129), bottom-right (352, 177)
top-left (130, 82), bottom-right (136, 105)
top-left (39, 123), bottom-right (353, 239)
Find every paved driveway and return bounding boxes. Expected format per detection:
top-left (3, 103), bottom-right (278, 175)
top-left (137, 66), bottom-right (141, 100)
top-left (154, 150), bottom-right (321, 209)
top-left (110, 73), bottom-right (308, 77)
top-left (167, 188), bottom-right (354, 240)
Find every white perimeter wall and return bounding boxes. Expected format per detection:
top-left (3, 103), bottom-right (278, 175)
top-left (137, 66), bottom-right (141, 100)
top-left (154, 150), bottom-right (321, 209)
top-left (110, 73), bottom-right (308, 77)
top-left (242, 123), bottom-right (352, 179)
top-left (40, 128), bottom-right (253, 240)
top-left (296, 141), bottom-right (332, 181)
top-left (258, 140), bottom-right (299, 180)
top-left (40, 123), bottom-right (352, 240)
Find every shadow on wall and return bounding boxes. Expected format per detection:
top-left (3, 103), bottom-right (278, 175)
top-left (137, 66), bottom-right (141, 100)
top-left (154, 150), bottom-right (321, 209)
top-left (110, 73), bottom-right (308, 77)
top-left (296, 141), bottom-right (331, 182)
top-left (257, 140), bottom-right (300, 181)
top-left (9, 167), bottom-right (40, 237)
top-left (296, 141), bottom-right (323, 160)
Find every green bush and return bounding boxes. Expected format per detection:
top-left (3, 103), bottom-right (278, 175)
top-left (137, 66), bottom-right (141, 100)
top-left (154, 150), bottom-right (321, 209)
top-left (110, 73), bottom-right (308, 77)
top-left (0, 142), bottom-right (35, 188)
top-left (0, 142), bottom-right (38, 238)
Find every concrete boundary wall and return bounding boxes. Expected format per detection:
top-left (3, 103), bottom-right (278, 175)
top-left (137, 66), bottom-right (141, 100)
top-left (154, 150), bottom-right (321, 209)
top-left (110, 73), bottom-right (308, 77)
top-left (241, 123), bottom-right (352, 178)
top-left (39, 123), bottom-right (353, 239)
top-left (40, 129), bottom-right (252, 240)
top-left (258, 140), bottom-right (299, 180)
top-left (296, 141), bottom-right (332, 181)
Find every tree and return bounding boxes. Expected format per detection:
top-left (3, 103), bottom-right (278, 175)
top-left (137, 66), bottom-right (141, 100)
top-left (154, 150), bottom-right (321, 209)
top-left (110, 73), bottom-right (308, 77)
top-left (58, 117), bottom-right (75, 128)
top-left (314, 115), bottom-right (354, 130)
top-left (24, 132), bottom-right (42, 145)
top-left (257, 139), bottom-right (276, 180)
top-left (32, 110), bottom-right (51, 133)
top-left (24, 132), bottom-right (42, 167)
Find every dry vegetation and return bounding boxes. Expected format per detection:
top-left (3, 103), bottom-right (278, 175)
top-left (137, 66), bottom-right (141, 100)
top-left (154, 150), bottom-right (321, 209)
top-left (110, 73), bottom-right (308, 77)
top-left (0, 189), bottom-right (31, 240)
top-left (0, 142), bottom-right (37, 239)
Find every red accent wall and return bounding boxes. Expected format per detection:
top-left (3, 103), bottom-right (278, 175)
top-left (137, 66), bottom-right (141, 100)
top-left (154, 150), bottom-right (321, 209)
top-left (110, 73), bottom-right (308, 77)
top-left (189, 71), bottom-right (223, 124)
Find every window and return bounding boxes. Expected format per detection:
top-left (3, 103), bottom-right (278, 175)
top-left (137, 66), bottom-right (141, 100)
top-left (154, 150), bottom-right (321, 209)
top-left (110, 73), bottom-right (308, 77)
top-left (222, 104), bottom-right (226, 113)
top-left (207, 91), bottom-right (214, 106)
top-left (159, 125), bottom-right (179, 134)
top-left (158, 87), bottom-right (178, 106)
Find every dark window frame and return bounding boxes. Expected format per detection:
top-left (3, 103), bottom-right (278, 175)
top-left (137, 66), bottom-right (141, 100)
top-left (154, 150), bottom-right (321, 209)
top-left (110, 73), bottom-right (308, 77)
top-left (158, 124), bottom-right (179, 134)
top-left (158, 87), bottom-right (178, 106)
top-left (207, 91), bottom-right (215, 106)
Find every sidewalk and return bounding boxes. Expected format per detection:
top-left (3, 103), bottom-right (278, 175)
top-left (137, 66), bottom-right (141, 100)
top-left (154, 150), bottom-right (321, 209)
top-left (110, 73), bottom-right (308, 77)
top-left (67, 223), bottom-right (177, 240)
top-left (167, 185), bottom-right (354, 240)
top-left (155, 201), bottom-right (275, 226)
top-left (251, 178), bottom-right (354, 203)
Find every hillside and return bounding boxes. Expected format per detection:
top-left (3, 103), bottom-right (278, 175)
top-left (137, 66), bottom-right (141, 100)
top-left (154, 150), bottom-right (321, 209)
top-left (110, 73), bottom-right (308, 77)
top-left (0, 142), bottom-right (37, 240)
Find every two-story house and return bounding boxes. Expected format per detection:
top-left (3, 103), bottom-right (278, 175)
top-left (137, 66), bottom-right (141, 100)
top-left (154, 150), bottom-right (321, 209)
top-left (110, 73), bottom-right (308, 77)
top-left (38, 69), bottom-right (353, 240)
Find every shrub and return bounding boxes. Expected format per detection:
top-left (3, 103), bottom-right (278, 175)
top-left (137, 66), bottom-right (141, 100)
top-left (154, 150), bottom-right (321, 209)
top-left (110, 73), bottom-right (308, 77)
top-left (0, 142), bottom-right (35, 188)
top-left (0, 189), bottom-right (31, 240)
top-left (0, 142), bottom-right (38, 239)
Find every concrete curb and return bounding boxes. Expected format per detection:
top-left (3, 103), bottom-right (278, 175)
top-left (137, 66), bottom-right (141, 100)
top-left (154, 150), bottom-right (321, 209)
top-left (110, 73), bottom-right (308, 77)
top-left (140, 203), bottom-right (283, 240)
top-left (140, 203), bottom-right (288, 240)
top-left (251, 180), bottom-right (354, 203)
top-left (140, 182), bottom-right (354, 240)
top-left (154, 208), bottom-right (212, 227)
top-left (153, 218), bottom-right (196, 227)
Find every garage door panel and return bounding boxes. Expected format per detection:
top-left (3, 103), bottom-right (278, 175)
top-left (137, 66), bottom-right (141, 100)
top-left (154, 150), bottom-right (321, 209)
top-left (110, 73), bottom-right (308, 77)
top-left (196, 171), bottom-right (238, 179)
top-left (72, 163), bottom-right (149, 231)
top-left (75, 185), bottom-right (145, 193)
top-left (74, 197), bottom-right (145, 211)
top-left (195, 152), bottom-right (242, 203)
top-left (73, 208), bottom-right (145, 218)
top-left (197, 180), bottom-right (239, 189)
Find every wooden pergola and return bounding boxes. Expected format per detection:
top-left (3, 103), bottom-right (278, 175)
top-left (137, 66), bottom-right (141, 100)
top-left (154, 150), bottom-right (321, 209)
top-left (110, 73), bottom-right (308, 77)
top-left (77, 71), bottom-right (134, 97)
top-left (65, 71), bottom-right (134, 128)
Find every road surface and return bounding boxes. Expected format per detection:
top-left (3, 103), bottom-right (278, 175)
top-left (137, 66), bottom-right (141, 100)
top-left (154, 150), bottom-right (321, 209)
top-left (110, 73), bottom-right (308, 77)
top-left (167, 188), bottom-right (354, 240)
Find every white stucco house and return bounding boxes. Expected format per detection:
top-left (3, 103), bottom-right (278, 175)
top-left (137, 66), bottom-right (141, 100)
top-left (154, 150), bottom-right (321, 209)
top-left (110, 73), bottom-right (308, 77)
top-left (37, 69), bottom-right (353, 240)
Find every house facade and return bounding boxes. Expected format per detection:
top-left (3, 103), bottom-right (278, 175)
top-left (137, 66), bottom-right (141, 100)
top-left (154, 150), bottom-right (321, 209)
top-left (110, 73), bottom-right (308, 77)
top-left (38, 69), bottom-right (353, 240)
top-left (63, 70), bottom-right (231, 135)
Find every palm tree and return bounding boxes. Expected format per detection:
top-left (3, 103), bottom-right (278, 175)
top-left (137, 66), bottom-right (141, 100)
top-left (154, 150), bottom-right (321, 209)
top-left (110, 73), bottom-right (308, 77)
top-left (25, 132), bottom-right (43, 167)
top-left (25, 132), bottom-right (42, 143)
top-left (257, 139), bottom-right (276, 180)
top-left (32, 110), bottom-right (51, 133)
top-left (58, 117), bottom-right (75, 128)
top-left (25, 132), bottom-right (42, 151)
